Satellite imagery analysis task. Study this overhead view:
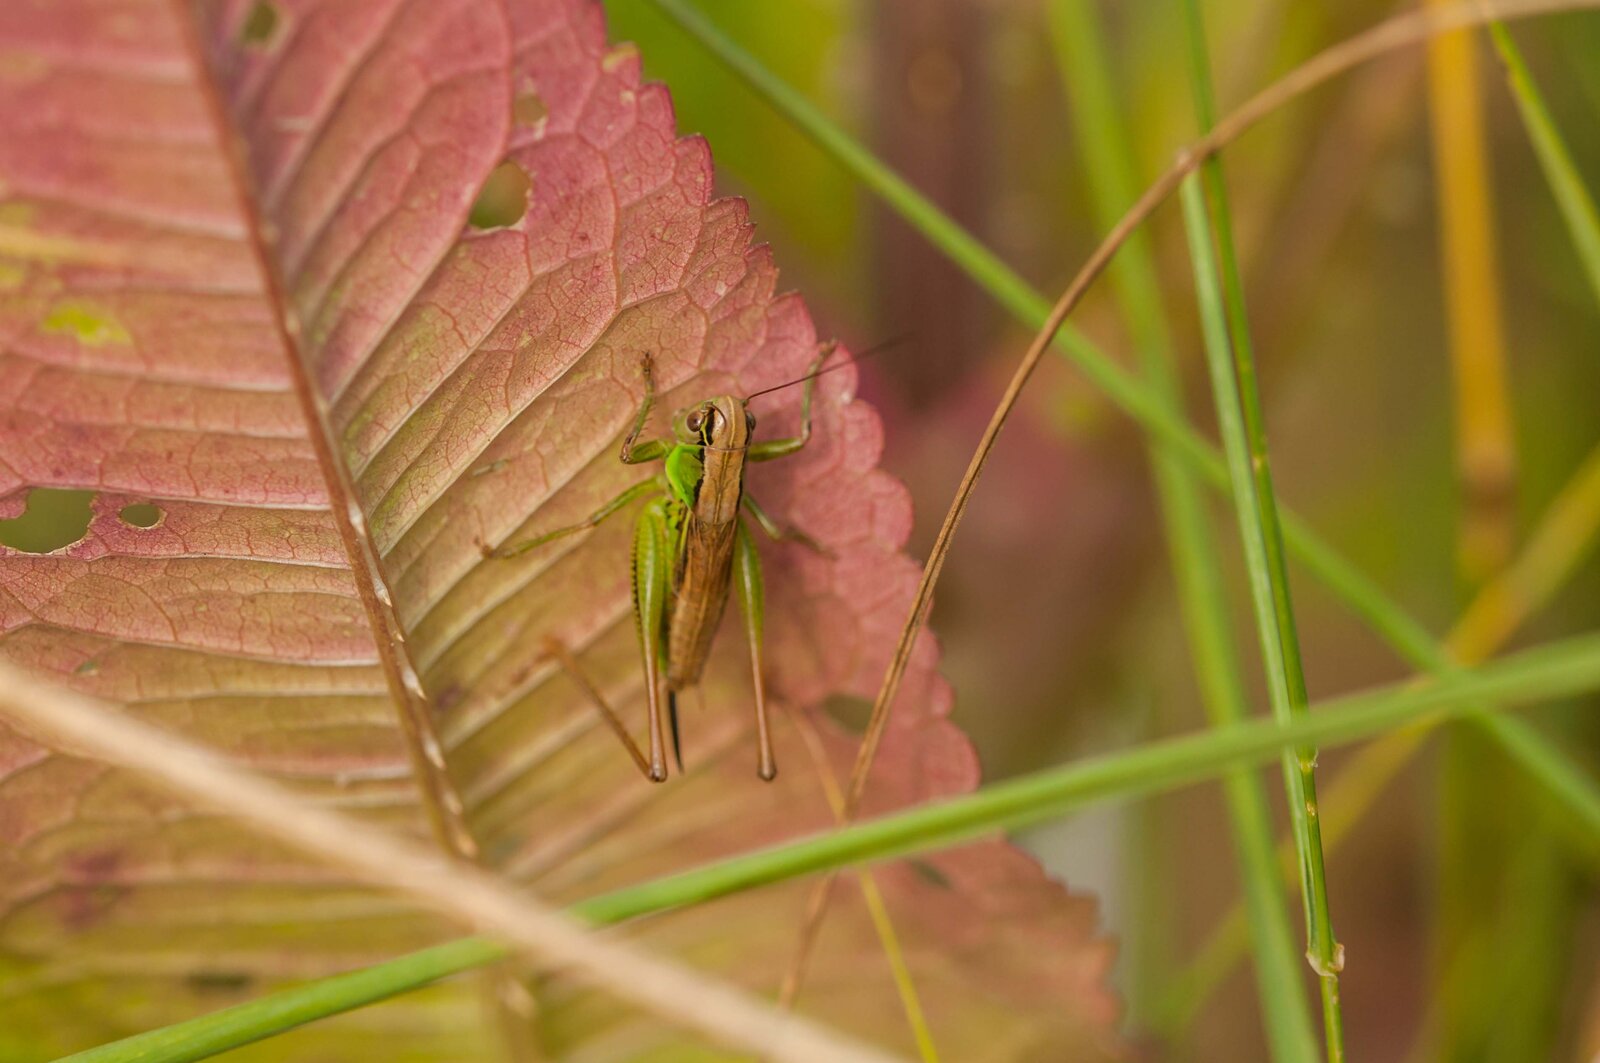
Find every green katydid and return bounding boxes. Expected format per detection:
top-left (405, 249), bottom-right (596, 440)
top-left (491, 343), bottom-right (839, 783)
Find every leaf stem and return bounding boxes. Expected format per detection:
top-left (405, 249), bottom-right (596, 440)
top-left (172, 0), bottom-right (480, 864)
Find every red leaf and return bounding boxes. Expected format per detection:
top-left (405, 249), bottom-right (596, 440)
top-left (0, 1), bottom-right (1119, 1058)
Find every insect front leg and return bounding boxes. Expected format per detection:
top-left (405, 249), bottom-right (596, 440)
top-left (734, 518), bottom-right (777, 780)
top-left (620, 352), bottom-right (670, 465)
top-left (489, 352), bottom-right (672, 559)
top-left (748, 341), bottom-right (837, 462)
top-left (632, 498), bottom-right (674, 782)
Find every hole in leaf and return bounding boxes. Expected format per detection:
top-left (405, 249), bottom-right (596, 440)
top-left (513, 92), bottom-right (549, 126)
top-left (468, 161), bottom-right (530, 229)
top-left (118, 503), bottom-right (163, 529)
top-left (0, 488), bottom-right (94, 553)
top-left (239, 1), bottom-right (281, 47)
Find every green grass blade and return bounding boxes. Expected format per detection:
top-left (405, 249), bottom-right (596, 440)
top-left (1180, 170), bottom-right (1345, 1057)
top-left (1473, 710), bottom-right (1600, 844)
top-left (641, 0), bottom-right (1600, 843)
top-left (1169, 18), bottom-right (1600, 1029)
top-left (1489, 20), bottom-right (1600, 309)
top-left (62, 630), bottom-right (1600, 1063)
top-left (582, 633), bottom-right (1600, 920)
top-left (1178, 5), bottom-right (1343, 1056)
top-left (1048, 1), bottom-right (1318, 1054)
top-left (57, 939), bottom-right (506, 1063)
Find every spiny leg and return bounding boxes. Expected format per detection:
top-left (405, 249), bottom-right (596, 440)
top-left (742, 493), bottom-right (829, 556)
top-left (748, 340), bottom-right (836, 463)
top-left (490, 478), bottom-right (656, 558)
top-left (734, 518), bottom-right (776, 780)
top-left (632, 498), bottom-right (674, 781)
top-left (541, 637), bottom-right (654, 779)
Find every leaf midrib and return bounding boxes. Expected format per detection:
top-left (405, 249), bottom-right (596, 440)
top-left (171, 3), bottom-right (482, 863)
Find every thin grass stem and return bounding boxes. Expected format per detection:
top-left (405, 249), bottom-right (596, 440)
top-left (1163, 14), bottom-right (1600, 1027)
top-left (790, 710), bottom-right (941, 1062)
top-left (1049, 1), bottom-right (1318, 1054)
top-left (1426, 0), bottom-right (1519, 583)
top-left (1487, 21), bottom-right (1600, 317)
top-left (55, 629), bottom-right (1600, 1063)
top-left (1179, 5), bottom-right (1344, 1055)
top-left (1179, 170), bottom-right (1345, 1056)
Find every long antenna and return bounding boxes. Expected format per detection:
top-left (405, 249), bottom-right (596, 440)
top-left (743, 333), bottom-right (913, 403)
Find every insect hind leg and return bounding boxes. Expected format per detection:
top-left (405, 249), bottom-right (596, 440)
top-left (734, 519), bottom-right (777, 780)
top-left (631, 499), bottom-right (673, 781)
top-left (541, 637), bottom-right (659, 782)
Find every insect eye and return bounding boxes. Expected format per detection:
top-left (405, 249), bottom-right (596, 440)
top-left (686, 410), bottom-right (704, 432)
top-left (746, 412), bottom-right (758, 431)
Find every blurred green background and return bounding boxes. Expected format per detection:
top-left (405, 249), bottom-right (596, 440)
top-left (600, 1), bottom-right (1600, 1060)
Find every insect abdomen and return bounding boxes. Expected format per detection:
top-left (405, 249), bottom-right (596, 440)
top-left (666, 518), bottom-right (737, 688)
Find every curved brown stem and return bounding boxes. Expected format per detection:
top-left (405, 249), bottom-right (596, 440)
top-left (777, 0), bottom-right (1599, 1009)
